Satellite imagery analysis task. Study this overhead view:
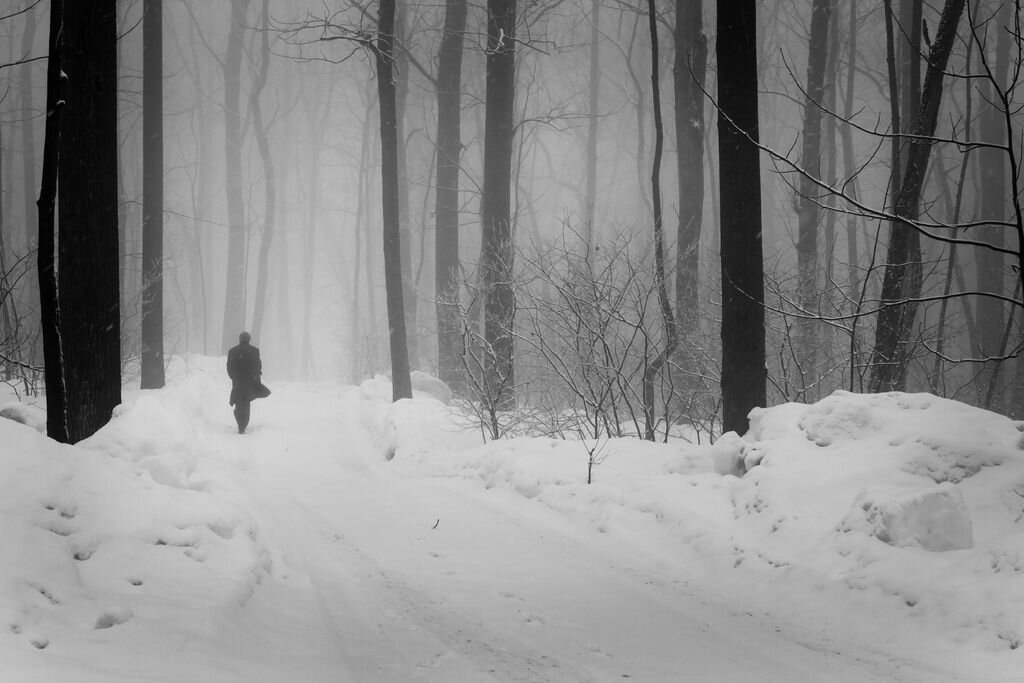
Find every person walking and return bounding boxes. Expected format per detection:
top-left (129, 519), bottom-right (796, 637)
top-left (226, 331), bottom-right (265, 433)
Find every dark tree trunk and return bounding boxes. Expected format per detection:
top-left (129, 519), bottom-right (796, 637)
top-left (868, 0), bottom-right (965, 392)
top-left (377, 0), bottom-right (412, 401)
top-left (19, 5), bottom-right (39, 342)
top-left (642, 0), bottom-right (678, 442)
top-left (481, 0), bottom-right (517, 408)
top-left (674, 0), bottom-right (707, 326)
top-left (976, 0), bottom-right (1011, 405)
top-left (59, 0), bottom-right (121, 442)
top-left (141, 0), bottom-right (165, 390)
top-left (249, 0), bottom-right (276, 343)
top-left (795, 0), bottom-right (833, 376)
top-left (221, 0), bottom-right (248, 352)
top-left (435, 0), bottom-right (468, 390)
top-left (38, 0), bottom-right (68, 443)
top-left (583, 0), bottom-right (601, 248)
top-left (717, 0), bottom-right (766, 435)
top-left (395, 0), bottom-right (417, 368)
top-left (840, 0), bottom-right (861, 304)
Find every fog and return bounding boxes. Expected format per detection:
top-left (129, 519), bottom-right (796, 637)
top-left (1, 0), bottom-right (1021, 421)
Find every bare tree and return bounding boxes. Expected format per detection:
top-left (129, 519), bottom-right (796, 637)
top-left (435, 0), bottom-right (468, 390)
top-left (249, 0), bottom-right (277, 343)
top-left (868, 0), bottom-right (966, 392)
top-left (718, 0), bottom-right (766, 435)
top-left (221, 0), bottom-right (248, 352)
top-left (377, 0), bottom-right (412, 401)
top-left (38, 0), bottom-right (67, 443)
top-left (674, 0), bottom-right (707, 325)
top-left (59, 0), bottom-right (121, 441)
top-left (481, 0), bottom-right (518, 408)
top-left (141, 0), bottom-right (165, 389)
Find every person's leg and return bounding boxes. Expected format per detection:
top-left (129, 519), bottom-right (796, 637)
top-left (234, 400), bottom-right (251, 433)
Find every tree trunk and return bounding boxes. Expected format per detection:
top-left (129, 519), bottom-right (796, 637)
top-left (976, 0), bottom-right (1011, 407)
top-left (141, 0), bottom-right (165, 390)
top-left (840, 0), bottom-right (861, 304)
top-left (795, 0), bottom-right (833, 381)
top-left (642, 0), bottom-right (677, 442)
top-left (394, 0), bottom-right (418, 368)
top-left (718, 0), bottom-right (766, 435)
top-left (435, 0), bottom-right (468, 390)
top-left (868, 0), bottom-right (965, 392)
top-left (583, 0), bottom-right (601, 249)
top-left (249, 0), bottom-right (276, 343)
top-left (19, 5), bottom-right (39, 344)
top-left (674, 0), bottom-right (707, 327)
top-left (481, 0), bottom-right (518, 408)
top-left (220, 0), bottom-right (248, 352)
top-left (59, 0), bottom-right (121, 442)
top-left (377, 0), bottom-right (412, 401)
top-left (38, 0), bottom-right (68, 443)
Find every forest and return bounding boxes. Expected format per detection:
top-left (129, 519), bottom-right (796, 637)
top-left (0, 0), bottom-right (1020, 445)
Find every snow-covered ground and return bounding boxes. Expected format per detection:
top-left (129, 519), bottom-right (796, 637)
top-left (1, 355), bottom-right (1022, 682)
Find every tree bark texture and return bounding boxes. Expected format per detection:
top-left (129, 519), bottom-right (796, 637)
top-left (868, 0), bottom-right (965, 393)
top-left (19, 6), bottom-right (39, 331)
top-left (717, 0), bottom-right (766, 435)
top-left (377, 0), bottom-right (413, 401)
top-left (59, 0), bottom-right (121, 442)
top-left (643, 0), bottom-right (678, 441)
top-left (435, 0), bottom-right (468, 390)
top-left (795, 0), bottom-right (833, 376)
top-left (141, 0), bottom-right (165, 389)
top-left (249, 0), bottom-right (276, 343)
top-left (976, 0), bottom-right (1012, 402)
top-left (583, 0), bottom-right (601, 249)
top-left (38, 0), bottom-right (68, 443)
top-left (221, 0), bottom-right (248, 352)
top-left (481, 0), bottom-right (517, 408)
top-left (674, 0), bottom-right (707, 326)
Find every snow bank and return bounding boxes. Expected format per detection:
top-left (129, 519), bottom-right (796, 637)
top-left (0, 358), bottom-right (270, 677)
top-left (379, 386), bottom-right (1024, 663)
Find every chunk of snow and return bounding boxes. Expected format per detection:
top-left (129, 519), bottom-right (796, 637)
top-left (838, 483), bottom-right (974, 552)
top-left (0, 402), bottom-right (46, 433)
top-left (712, 432), bottom-right (746, 477)
top-left (410, 370), bottom-right (452, 404)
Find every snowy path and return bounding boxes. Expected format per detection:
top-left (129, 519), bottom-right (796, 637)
top-left (199, 383), bottom-right (930, 683)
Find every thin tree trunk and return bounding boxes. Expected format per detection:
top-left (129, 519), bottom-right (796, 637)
top-left (868, 0), bottom-right (965, 392)
top-left (377, 0), bottom-right (412, 401)
top-left (583, 0), bottom-right (601, 250)
top-left (481, 0), bottom-right (518, 408)
top-left (976, 0), bottom-right (1011, 407)
top-left (38, 0), bottom-right (67, 443)
top-left (642, 0), bottom-right (677, 442)
top-left (435, 0), bottom-right (468, 390)
top-left (221, 0), bottom-right (248, 352)
top-left (840, 0), bottom-right (861, 305)
top-left (795, 0), bottom-right (833, 380)
top-left (141, 0), bottom-right (165, 389)
top-left (19, 4), bottom-right (39, 345)
top-left (674, 0), bottom-right (707, 326)
top-left (249, 0), bottom-right (276, 343)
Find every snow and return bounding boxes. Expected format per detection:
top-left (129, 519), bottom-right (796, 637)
top-left (1, 358), bottom-right (1022, 681)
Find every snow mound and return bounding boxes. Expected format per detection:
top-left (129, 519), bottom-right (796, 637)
top-left (838, 483), bottom-right (974, 551)
top-left (0, 401), bottom-right (46, 433)
top-left (0, 365), bottom-right (270, 668)
top-left (410, 370), bottom-right (453, 404)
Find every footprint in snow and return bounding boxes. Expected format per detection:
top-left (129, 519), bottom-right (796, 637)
top-left (94, 606), bottom-right (133, 630)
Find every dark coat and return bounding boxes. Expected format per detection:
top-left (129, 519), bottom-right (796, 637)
top-left (227, 342), bottom-right (263, 406)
